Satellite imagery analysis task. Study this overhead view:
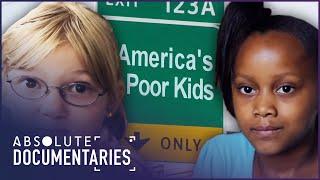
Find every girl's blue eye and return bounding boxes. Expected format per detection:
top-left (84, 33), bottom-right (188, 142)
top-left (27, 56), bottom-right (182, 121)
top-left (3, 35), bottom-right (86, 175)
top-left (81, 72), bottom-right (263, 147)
top-left (24, 78), bottom-right (38, 88)
top-left (68, 83), bottom-right (89, 94)
top-left (74, 84), bottom-right (86, 93)
top-left (276, 85), bottom-right (295, 94)
top-left (239, 86), bottom-right (256, 95)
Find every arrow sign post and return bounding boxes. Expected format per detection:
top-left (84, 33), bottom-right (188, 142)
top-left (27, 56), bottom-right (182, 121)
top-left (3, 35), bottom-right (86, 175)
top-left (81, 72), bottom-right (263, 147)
top-left (125, 132), bottom-right (150, 151)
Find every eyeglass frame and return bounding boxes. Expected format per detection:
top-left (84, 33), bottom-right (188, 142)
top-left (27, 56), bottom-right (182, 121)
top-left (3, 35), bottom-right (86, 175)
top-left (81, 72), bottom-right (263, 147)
top-left (6, 75), bottom-right (107, 107)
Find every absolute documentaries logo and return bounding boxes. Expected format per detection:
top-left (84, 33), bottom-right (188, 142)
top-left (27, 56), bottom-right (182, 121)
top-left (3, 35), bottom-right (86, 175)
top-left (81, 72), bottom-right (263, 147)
top-left (12, 136), bottom-right (135, 172)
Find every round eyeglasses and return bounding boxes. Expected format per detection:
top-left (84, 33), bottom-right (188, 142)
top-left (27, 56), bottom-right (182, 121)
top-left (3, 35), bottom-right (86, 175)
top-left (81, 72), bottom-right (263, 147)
top-left (6, 75), bottom-right (107, 107)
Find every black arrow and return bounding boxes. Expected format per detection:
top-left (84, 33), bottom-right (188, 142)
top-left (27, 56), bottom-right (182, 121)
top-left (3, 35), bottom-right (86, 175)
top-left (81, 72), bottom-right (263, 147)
top-left (125, 132), bottom-right (150, 151)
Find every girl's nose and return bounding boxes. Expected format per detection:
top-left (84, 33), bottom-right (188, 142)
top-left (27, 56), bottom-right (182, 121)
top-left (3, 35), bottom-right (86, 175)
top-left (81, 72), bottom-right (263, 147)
top-left (39, 89), bottom-right (67, 120)
top-left (253, 92), bottom-right (277, 118)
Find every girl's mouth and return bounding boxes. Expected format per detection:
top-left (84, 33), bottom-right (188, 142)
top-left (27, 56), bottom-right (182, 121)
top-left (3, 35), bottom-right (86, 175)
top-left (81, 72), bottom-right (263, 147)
top-left (250, 126), bottom-right (283, 139)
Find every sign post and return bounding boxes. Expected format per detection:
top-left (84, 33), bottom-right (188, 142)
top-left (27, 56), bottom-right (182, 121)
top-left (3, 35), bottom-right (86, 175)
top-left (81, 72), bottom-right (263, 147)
top-left (98, 1), bottom-right (224, 176)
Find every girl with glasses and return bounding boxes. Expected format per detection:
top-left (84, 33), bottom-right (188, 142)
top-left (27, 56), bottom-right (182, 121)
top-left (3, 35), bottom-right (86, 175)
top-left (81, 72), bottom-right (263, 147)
top-left (2, 2), bottom-right (125, 145)
top-left (2, 2), bottom-right (151, 178)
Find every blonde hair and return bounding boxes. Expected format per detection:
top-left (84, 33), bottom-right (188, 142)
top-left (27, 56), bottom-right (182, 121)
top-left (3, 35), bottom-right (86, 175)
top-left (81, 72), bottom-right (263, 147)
top-left (2, 2), bottom-right (126, 139)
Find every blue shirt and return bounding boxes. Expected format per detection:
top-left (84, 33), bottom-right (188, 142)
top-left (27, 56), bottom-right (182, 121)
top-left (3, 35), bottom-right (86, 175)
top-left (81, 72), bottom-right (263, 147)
top-left (193, 133), bottom-right (255, 178)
